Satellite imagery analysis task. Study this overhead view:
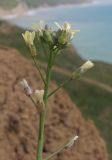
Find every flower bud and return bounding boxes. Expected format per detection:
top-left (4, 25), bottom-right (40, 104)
top-left (57, 30), bottom-right (68, 45)
top-left (62, 22), bottom-right (71, 31)
top-left (20, 79), bottom-right (32, 96)
top-left (32, 90), bottom-right (45, 112)
top-left (80, 60), bottom-right (94, 73)
top-left (55, 22), bottom-right (80, 46)
top-left (43, 29), bottom-right (53, 44)
top-left (22, 31), bottom-right (35, 46)
top-left (72, 60), bottom-right (94, 79)
top-left (66, 135), bottom-right (79, 148)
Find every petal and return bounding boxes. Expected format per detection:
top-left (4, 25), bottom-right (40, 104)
top-left (63, 22), bottom-right (71, 31)
top-left (54, 22), bottom-right (62, 30)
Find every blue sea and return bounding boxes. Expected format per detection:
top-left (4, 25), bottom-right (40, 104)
top-left (8, 3), bottom-right (112, 64)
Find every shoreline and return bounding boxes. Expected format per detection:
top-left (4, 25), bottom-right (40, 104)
top-left (0, 2), bottom-right (29, 20)
top-left (0, 1), bottom-right (95, 20)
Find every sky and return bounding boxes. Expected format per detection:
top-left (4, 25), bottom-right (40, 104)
top-left (96, 0), bottom-right (112, 3)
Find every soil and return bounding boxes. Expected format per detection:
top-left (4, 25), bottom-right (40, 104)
top-left (0, 46), bottom-right (108, 160)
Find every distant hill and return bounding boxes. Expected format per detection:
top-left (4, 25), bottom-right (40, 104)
top-left (0, 0), bottom-right (17, 9)
top-left (0, 0), bottom-right (91, 9)
top-left (23, 0), bottom-right (91, 8)
top-left (0, 20), bottom-right (112, 159)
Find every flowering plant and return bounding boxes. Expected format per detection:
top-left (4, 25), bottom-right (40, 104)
top-left (21, 22), bottom-right (94, 160)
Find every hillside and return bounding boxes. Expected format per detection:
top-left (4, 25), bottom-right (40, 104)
top-left (0, 0), bottom-right (91, 9)
top-left (23, 0), bottom-right (91, 8)
top-left (0, 46), bottom-right (108, 160)
top-left (0, 0), bottom-right (17, 9)
top-left (0, 20), bottom-right (112, 159)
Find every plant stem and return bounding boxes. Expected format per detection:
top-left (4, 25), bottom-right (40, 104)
top-left (41, 42), bottom-right (48, 60)
top-left (32, 55), bottom-right (46, 85)
top-left (45, 145), bottom-right (65, 160)
top-left (36, 51), bottom-right (53, 160)
top-left (29, 95), bottom-right (37, 108)
top-left (45, 135), bottom-right (79, 160)
top-left (48, 77), bottom-right (72, 98)
top-left (48, 68), bottom-right (83, 98)
top-left (45, 137), bottom-right (73, 160)
top-left (36, 111), bottom-right (46, 160)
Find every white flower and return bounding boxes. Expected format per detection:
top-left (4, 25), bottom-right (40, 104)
top-left (33, 90), bottom-right (45, 112)
top-left (33, 89), bottom-right (45, 112)
top-left (72, 60), bottom-right (94, 79)
top-left (54, 22), bottom-right (62, 30)
top-left (70, 31), bottom-right (75, 39)
top-left (70, 29), bottom-right (80, 40)
top-left (63, 22), bottom-right (71, 31)
top-left (34, 89), bottom-right (44, 105)
top-left (32, 21), bottom-right (45, 31)
top-left (66, 135), bottom-right (79, 148)
top-left (22, 31), bottom-right (35, 45)
top-left (55, 22), bottom-right (80, 40)
top-left (32, 21), bottom-right (45, 36)
top-left (55, 22), bottom-right (71, 31)
top-left (80, 60), bottom-right (94, 73)
top-left (20, 79), bottom-right (32, 96)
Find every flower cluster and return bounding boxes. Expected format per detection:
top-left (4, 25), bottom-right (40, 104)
top-left (55, 22), bottom-right (80, 47)
top-left (21, 21), bottom-right (94, 160)
top-left (22, 21), bottom-right (80, 57)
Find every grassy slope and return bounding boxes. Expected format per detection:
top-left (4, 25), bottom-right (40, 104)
top-left (0, 21), bottom-right (112, 159)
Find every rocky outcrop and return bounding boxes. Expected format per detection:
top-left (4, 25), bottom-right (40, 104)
top-left (0, 46), bottom-right (108, 160)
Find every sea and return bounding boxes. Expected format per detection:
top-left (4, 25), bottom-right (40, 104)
top-left (4, 2), bottom-right (112, 64)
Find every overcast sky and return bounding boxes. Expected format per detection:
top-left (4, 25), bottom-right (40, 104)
top-left (96, 0), bottom-right (112, 3)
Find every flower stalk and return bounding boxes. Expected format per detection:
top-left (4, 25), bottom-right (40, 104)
top-left (31, 55), bottom-right (46, 85)
top-left (45, 135), bottom-right (79, 160)
top-left (48, 77), bottom-right (72, 98)
top-left (36, 50), bottom-right (54, 160)
top-left (20, 21), bottom-right (94, 160)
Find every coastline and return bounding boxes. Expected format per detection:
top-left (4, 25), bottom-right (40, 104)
top-left (0, 0), bottom-right (94, 20)
top-left (0, 2), bottom-right (29, 20)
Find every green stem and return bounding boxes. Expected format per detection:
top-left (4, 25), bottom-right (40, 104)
top-left (45, 136), bottom-right (74, 160)
top-left (32, 55), bottom-right (46, 85)
top-left (36, 111), bottom-right (46, 160)
top-left (48, 68), bottom-right (83, 98)
top-left (48, 78), bottom-right (72, 98)
top-left (36, 51), bottom-right (53, 160)
top-left (41, 42), bottom-right (48, 60)
top-left (45, 145), bottom-right (65, 160)
top-left (29, 95), bottom-right (37, 108)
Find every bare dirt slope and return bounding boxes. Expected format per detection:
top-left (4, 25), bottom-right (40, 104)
top-left (0, 46), bottom-right (108, 160)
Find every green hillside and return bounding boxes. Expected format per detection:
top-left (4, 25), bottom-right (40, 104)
top-left (0, 0), bottom-right (91, 9)
top-left (0, 21), bottom-right (112, 159)
top-left (23, 0), bottom-right (91, 7)
top-left (0, 0), bottom-right (17, 9)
